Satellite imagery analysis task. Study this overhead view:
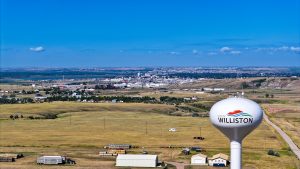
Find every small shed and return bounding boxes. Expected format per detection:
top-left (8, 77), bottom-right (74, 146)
top-left (191, 153), bottom-right (207, 165)
top-left (0, 153), bottom-right (23, 162)
top-left (116, 154), bottom-right (158, 168)
top-left (208, 153), bottom-right (229, 167)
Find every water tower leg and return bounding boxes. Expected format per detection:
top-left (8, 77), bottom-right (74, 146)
top-left (230, 140), bottom-right (242, 169)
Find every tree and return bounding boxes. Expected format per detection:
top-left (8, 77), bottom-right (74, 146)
top-left (267, 149), bottom-right (280, 157)
top-left (265, 93), bottom-right (269, 98)
top-left (240, 82), bottom-right (250, 89)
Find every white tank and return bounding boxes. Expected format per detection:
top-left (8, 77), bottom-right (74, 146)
top-left (209, 97), bottom-right (263, 169)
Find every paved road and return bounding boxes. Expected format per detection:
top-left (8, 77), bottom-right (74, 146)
top-left (264, 113), bottom-right (300, 160)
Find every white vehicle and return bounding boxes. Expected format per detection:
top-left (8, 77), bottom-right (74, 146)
top-left (168, 128), bottom-right (176, 132)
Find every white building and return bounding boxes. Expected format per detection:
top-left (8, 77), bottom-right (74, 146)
top-left (208, 153), bottom-right (229, 167)
top-left (203, 88), bottom-right (225, 92)
top-left (113, 83), bottom-right (127, 88)
top-left (37, 156), bottom-right (65, 165)
top-left (191, 153), bottom-right (207, 165)
top-left (116, 154), bottom-right (158, 168)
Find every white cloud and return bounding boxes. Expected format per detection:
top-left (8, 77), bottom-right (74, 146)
top-left (220, 47), bottom-right (232, 52)
top-left (208, 52), bottom-right (217, 55)
top-left (290, 46), bottom-right (300, 52)
top-left (256, 46), bottom-right (300, 53)
top-left (278, 46), bottom-right (289, 51)
top-left (29, 46), bottom-right (45, 52)
top-left (230, 51), bottom-right (241, 55)
top-left (192, 49), bottom-right (199, 55)
top-left (169, 51), bottom-right (179, 55)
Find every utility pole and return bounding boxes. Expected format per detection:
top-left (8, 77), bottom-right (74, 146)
top-left (104, 117), bottom-right (106, 130)
top-left (0, 121), bottom-right (2, 151)
top-left (69, 113), bottom-right (72, 125)
top-left (145, 121), bottom-right (148, 135)
top-left (199, 127), bottom-right (202, 137)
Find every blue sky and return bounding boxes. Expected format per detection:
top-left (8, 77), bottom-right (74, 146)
top-left (1, 0), bottom-right (300, 67)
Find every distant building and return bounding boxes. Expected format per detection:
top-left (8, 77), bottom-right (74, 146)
top-left (113, 83), bottom-right (127, 88)
top-left (208, 153), bottom-right (229, 167)
top-left (213, 88), bottom-right (225, 91)
top-left (99, 149), bottom-right (126, 156)
top-left (203, 88), bottom-right (225, 92)
top-left (34, 94), bottom-right (47, 100)
top-left (116, 154), bottom-right (158, 168)
top-left (85, 88), bottom-right (95, 92)
top-left (71, 93), bottom-right (81, 98)
top-left (104, 144), bottom-right (132, 149)
top-left (191, 153), bottom-right (207, 165)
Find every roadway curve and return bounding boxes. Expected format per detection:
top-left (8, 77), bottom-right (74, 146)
top-left (264, 113), bottom-right (300, 160)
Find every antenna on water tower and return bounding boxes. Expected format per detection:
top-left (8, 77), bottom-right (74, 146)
top-left (209, 97), bottom-right (263, 169)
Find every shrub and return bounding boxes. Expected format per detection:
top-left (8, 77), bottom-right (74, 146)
top-left (268, 149), bottom-right (280, 157)
top-left (41, 113), bottom-right (58, 119)
top-left (268, 149), bottom-right (274, 155)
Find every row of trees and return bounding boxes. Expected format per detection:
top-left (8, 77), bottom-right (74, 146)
top-left (0, 97), bottom-right (34, 104)
top-left (45, 95), bottom-right (159, 103)
top-left (159, 96), bottom-right (185, 105)
top-left (9, 114), bottom-right (24, 120)
top-left (1, 95), bottom-right (195, 105)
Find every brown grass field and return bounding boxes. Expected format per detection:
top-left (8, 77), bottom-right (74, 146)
top-left (0, 102), bottom-right (300, 169)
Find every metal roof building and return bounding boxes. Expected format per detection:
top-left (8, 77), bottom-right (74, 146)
top-left (116, 154), bottom-right (158, 167)
top-left (191, 153), bottom-right (207, 165)
top-left (37, 156), bottom-right (65, 165)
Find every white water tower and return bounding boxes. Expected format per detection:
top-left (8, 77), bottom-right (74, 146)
top-left (209, 97), bottom-right (263, 169)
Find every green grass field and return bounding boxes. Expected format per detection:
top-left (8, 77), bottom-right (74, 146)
top-left (0, 102), bottom-right (299, 168)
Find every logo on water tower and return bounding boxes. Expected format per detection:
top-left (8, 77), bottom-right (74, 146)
top-left (227, 110), bottom-right (252, 117)
top-left (218, 110), bottom-right (254, 124)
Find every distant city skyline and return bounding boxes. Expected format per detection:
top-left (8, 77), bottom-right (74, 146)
top-left (1, 0), bottom-right (300, 67)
